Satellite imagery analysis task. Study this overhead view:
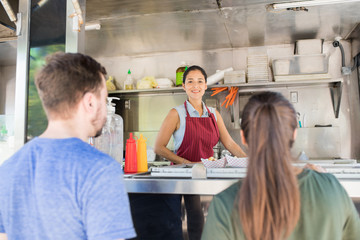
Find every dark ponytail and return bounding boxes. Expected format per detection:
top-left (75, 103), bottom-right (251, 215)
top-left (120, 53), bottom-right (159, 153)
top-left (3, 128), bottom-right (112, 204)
top-left (238, 92), bottom-right (300, 240)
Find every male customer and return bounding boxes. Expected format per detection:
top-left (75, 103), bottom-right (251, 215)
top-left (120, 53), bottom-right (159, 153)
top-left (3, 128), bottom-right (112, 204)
top-left (0, 52), bottom-right (136, 240)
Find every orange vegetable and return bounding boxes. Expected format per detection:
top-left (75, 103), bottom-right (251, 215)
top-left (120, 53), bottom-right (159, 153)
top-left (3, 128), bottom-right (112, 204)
top-left (211, 87), bottom-right (228, 96)
top-left (213, 86), bottom-right (239, 108)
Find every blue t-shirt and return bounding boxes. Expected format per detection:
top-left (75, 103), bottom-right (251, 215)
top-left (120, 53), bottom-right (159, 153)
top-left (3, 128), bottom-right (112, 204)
top-left (0, 137), bottom-right (136, 240)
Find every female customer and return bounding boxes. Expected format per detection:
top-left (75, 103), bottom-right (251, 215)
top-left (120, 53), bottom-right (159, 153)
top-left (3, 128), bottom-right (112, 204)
top-left (201, 91), bottom-right (360, 240)
top-left (154, 65), bottom-right (246, 240)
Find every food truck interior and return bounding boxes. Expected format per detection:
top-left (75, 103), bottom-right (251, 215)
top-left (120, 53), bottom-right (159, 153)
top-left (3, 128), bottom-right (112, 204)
top-left (1, 0), bottom-right (360, 239)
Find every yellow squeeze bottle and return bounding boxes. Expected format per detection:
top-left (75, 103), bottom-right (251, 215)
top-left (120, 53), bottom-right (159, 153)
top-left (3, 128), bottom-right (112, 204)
top-left (137, 134), bottom-right (148, 172)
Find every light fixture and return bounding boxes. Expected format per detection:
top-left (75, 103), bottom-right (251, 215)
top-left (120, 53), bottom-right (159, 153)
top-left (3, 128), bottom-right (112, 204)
top-left (270, 0), bottom-right (360, 10)
top-left (85, 23), bottom-right (101, 31)
top-left (0, 0), bottom-right (17, 22)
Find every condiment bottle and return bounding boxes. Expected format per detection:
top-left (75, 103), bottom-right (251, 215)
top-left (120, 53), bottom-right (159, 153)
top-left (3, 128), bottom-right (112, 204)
top-left (124, 133), bottom-right (137, 173)
top-left (107, 97), bottom-right (124, 167)
top-left (175, 62), bottom-right (187, 87)
top-left (92, 97), bottom-right (124, 168)
top-left (124, 69), bottom-right (134, 90)
top-left (137, 134), bottom-right (148, 173)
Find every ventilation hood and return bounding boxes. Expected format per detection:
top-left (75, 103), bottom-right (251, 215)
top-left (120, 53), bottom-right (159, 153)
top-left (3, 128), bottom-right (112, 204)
top-left (84, 0), bottom-right (360, 57)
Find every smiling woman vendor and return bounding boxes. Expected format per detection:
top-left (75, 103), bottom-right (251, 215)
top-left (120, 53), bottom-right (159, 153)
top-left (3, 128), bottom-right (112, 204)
top-left (154, 65), bottom-right (246, 240)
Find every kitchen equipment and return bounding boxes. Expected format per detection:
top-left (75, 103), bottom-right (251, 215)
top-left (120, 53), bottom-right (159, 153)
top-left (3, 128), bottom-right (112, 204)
top-left (224, 70), bottom-right (246, 84)
top-left (124, 133), bottom-right (137, 173)
top-left (137, 134), bottom-right (148, 173)
top-left (295, 39), bottom-right (324, 55)
top-left (272, 54), bottom-right (330, 81)
top-left (150, 159), bottom-right (360, 179)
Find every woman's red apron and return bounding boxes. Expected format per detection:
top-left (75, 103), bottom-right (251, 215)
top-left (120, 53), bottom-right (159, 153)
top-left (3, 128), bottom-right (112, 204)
top-left (176, 102), bottom-right (220, 162)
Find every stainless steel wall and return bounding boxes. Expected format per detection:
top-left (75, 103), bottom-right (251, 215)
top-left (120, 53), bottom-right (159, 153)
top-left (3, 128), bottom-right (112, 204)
top-left (0, 65), bottom-right (16, 115)
top-left (350, 38), bottom-right (360, 159)
top-left (98, 41), bottom-right (359, 159)
top-left (0, 44), bottom-right (17, 164)
top-left (0, 41), bottom-right (17, 115)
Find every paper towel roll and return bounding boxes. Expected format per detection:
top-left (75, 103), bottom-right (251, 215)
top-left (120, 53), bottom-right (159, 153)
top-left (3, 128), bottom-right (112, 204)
top-left (207, 67), bottom-right (234, 85)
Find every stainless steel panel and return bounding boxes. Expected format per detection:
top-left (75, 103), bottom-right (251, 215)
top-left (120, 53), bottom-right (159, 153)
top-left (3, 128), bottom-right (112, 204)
top-left (0, 41), bottom-right (17, 66)
top-left (85, 0), bottom-right (360, 57)
top-left (0, 65), bottom-right (16, 115)
top-left (291, 127), bottom-right (341, 158)
top-left (124, 178), bottom-right (238, 195)
top-left (85, 10), bottom-right (231, 57)
top-left (123, 177), bottom-right (360, 197)
top-left (14, 0), bottom-right (30, 151)
top-left (117, 92), bottom-right (188, 150)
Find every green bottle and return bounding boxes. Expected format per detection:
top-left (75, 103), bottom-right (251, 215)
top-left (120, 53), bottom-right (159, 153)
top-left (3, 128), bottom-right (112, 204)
top-left (176, 62), bottom-right (187, 87)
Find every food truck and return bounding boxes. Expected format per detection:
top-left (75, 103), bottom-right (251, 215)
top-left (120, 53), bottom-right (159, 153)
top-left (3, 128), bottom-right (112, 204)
top-left (1, 0), bottom-right (360, 238)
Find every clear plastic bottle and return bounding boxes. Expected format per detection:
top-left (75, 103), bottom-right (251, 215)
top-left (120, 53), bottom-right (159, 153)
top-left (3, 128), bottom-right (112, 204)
top-left (176, 61), bottom-right (187, 87)
top-left (93, 97), bottom-right (124, 168)
top-left (124, 69), bottom-right (134, 90)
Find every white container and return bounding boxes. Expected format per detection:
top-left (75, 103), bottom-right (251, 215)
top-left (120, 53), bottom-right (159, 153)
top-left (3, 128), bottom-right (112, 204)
top-left (201, 157), bottom-right (226, 168)
top-left (224, 70), bottom-right (246, 84)
top-left (207, 67), bottom-right (233, 85)
top-left (225, 155), bottom-right (248, 167)
top-left (272, 54), bottom-right (329, 76)
top-left (295, 39), bottom-right (323, 55)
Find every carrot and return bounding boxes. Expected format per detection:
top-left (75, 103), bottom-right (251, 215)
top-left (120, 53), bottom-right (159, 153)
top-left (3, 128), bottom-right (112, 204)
top-left (211, 87), bottom-right (228, 96)
top-left (229, 87), bottom-right (238, 106)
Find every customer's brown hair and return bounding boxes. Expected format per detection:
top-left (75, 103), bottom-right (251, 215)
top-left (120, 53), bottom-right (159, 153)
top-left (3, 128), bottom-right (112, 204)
top-left (35, 52), bottom-right (107, 119)
top-left (238, 91), bottom-right (300, 240)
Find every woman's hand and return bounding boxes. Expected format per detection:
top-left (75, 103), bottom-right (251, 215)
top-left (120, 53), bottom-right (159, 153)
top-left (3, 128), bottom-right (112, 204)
top-left (154, 109), bottom-right (188, 165)
top-left (304, 163), bottom-right (327, 173)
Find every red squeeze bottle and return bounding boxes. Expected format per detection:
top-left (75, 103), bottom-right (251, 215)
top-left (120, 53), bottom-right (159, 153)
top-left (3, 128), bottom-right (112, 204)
top-left (124, 133), bottom-right (137, 173)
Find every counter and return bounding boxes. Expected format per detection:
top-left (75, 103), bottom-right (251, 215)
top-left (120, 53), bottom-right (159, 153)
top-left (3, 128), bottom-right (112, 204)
top-left (124, 176), bottom-right (360, 198)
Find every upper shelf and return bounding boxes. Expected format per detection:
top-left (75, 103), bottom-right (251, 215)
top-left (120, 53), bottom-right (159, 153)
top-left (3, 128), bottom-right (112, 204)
top-left (109, 78), bottom-right (343, 118)
top-left (108, 78), bottom-right (343, 95)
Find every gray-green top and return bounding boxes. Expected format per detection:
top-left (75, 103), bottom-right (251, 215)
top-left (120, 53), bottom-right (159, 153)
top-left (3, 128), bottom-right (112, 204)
top-left (202, 169), bottom-right (360, 240)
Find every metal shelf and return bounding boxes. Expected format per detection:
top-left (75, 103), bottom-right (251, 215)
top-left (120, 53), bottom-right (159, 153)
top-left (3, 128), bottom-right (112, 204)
top-left (109, 78), bottom-right (343, 118)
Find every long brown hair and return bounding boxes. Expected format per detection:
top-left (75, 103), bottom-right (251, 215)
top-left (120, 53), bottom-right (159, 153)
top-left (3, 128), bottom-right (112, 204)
top-left (238, 91), bottom-right (300, 240)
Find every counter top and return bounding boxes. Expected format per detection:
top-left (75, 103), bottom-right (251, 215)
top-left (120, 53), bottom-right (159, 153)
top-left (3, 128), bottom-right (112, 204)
top-left (123, 176), bottom-right (360, 198)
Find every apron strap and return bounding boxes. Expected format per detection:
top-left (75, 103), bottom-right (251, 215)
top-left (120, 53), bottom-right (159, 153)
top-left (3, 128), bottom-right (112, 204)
top-left (204, 105), bottom-right (212, 116)
top-left (184, 101), bottom-right (190, 117)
